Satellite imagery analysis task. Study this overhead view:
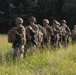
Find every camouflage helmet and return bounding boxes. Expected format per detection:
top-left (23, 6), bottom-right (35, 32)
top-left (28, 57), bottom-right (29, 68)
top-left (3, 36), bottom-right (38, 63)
top-left (56, 21), bottom-right (60, 26)
top-left (61, 20), bottom-right (66, 23)
top-left (53, 20), bottom-right (58, 24)
top-left (29, 16), bottom-right (36, 23)
top-left (74, 25), bottom-right (76, 28)
top-left (43, 19), bottom-right (49, 24)
top-left (15, 17), bottom-right (23, 24)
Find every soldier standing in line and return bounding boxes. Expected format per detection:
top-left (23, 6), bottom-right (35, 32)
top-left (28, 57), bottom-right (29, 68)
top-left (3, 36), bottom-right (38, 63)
top-left (71, 25), bottom-right (76, 44)
top-left (51, 20), bottom-right (60, 49)
top-left (60, 20), bottom-right (71, 47)
top-left (42, 19), bottom-right (53, 48)
top-left (24, 16), bottom-right (39, 57)
top-left (12, 17), bottom-right (26, 60)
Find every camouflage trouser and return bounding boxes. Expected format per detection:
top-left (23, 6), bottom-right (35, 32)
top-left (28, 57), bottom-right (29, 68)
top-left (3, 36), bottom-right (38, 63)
top-left (61, 35), bottom-right (69, 47)
top-left (13, 44), bottom-right (24, 60)
top-left (24, 42), bottom-right (36, 57)
top-left (72, 38), bottom-right (76, 44)
top-left (42, 35), bottom-right (51, 48)
top-left (51, 34), bottom-right (60, 49)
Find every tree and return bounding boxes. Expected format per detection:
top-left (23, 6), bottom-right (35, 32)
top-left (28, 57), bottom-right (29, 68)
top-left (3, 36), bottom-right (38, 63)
top-left (0, 0), bottom-right (76, 33)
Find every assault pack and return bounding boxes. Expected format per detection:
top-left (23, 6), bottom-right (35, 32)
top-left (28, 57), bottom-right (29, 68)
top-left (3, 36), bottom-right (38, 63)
top-left (8, 27), bottom-right (16, 43)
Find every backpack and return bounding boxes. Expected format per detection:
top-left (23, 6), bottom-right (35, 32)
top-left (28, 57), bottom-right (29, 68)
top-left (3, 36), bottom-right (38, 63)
top-left (8, 27), bottom-right (16, 43)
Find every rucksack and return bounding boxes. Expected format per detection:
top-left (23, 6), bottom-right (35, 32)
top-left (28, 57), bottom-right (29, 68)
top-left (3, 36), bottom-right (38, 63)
top-left (8, 27), bottom-right (16, 43)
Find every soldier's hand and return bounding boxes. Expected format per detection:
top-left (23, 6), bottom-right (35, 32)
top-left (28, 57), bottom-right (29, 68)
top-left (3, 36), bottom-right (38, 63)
top-left (53, 28), bottom-right (56, 31)
top-left (28, 26), bottom-right (32, 30)
top-left (13, 30), bottom-right (20, 35)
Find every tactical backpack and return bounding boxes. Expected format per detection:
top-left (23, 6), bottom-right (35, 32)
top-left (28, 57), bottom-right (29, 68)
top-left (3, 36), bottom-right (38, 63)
top-left (8, 27), bottom-right (16, 43)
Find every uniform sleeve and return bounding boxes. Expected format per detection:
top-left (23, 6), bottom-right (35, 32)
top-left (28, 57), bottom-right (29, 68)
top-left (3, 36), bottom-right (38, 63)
top-left (57, 27), bottom-right (61, 33)
top-left (38, 25), bottom-right (44, 33)
top-left (48, 27), bottom-right (53, 36)
top-left (66, 26), bottom-right (70, 32)
top-left (19, 27), bottom-right (26, 38)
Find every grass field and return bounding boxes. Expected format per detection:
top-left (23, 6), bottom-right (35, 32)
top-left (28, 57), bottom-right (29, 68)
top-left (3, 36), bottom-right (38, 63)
top-left (0, 35), bottom-right (76, 75)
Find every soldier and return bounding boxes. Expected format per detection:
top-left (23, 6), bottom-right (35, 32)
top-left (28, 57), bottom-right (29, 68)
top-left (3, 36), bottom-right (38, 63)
top-left (60, 20), bottom-right (71, 47)
top-left (71, 25), bottom-right (76, 44)
top-left (24, 16), bottom-right (39, 57)
top-left (42, 19), bottom-right (53, 48)
top-left (36, 24), bottom-right (44, 47)
top-left (51, 20), bottom-right (60, 32)
top-left (51, 20), bottom-right (60, 49)
top-left (12, 17), bottom-right (26, 60)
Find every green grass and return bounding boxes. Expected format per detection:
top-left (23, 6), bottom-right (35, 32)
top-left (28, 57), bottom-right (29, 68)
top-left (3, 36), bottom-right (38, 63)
top-left (0, 35), bottom-right (76, 75)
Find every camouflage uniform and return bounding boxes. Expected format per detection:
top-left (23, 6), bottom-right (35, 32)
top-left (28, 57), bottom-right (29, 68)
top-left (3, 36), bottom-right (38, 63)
top-left (51, 20), bottom-right (60, 49)
top-left (13, 17), bottom-right (26, 60)
top-left (36, 24), bottom-right (44, 47)
top-left (24, 17), bottom-right (39, 57)
top-left (60, 20), bottom-right (71, 47)
top-left (71, 25), bottom-right (76, 44)
top-left (42, 19), bottom-right (53, 48)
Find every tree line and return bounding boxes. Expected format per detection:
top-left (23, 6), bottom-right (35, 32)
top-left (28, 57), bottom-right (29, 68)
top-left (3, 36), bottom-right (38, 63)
top-left (0, 0), bottom-right (76, 33)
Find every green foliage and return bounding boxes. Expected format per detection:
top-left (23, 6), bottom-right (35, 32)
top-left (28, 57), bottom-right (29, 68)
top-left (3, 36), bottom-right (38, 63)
top-left (0, 35), bottom-right (76, 75)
